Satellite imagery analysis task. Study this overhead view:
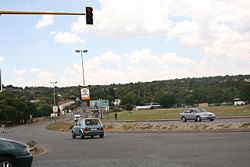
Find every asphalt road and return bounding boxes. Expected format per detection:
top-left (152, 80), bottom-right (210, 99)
top-left (1, 120), bottom-right (250, 167)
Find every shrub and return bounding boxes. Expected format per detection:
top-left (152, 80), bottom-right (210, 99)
top-left (27, 140), bottom-right (36, 148)
top-left (125, 104), bottom-right (134, 111)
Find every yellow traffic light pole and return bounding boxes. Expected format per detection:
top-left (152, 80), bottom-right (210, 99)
top-left (0, 10), bottom-right (85, 15)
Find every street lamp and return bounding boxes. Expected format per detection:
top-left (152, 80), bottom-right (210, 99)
top-left (50, 81), bottom-right (57, 105)
top-left (75, 49), bottom-right (88, 86)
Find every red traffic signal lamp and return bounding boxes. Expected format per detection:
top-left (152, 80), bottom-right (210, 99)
top-left (86, 7), bottom-right (93, 25)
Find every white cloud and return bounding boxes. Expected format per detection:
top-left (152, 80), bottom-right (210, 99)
top-left (235, 14), bottom-right (250, 33)
top-left (72, 0), bottom-right (171, 38)
top-left (29, 68), bottom-right (40, 73)
top-left (128, 49), bottom-right (159, 65)
top-left (37, 71), bottom-right (54, 81)
top-left (70, 0), bottom-right (250, 52)
top-left (54, 32), bottom-right (85, 44)
top-left (13, 68), bottom-right (55, 87)
top-left (36, 15), bottom-right (54, 29)
top-left (60, 49), bottom-right (195, 86)
top-left (0, 56), bottom-right (4, 63)
top-left (70, 0), bottom-right (250, 82)
top-left (49, 31), bottom-right (57, 36)
top-left (14, 69), bottom-right (26, 75)
top-left (8, 0), bottom-right (250, 87)
top-left (202, 24), bottom-right (250, 75)
top-left (161, 53), bottom-right (193, 65)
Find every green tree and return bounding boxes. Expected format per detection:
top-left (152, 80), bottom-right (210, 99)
top-left (184, 94), bottom-right (195, 106)
top-left (240, 84), bottom-right (250, 101)
top-left (156, 93), bottom-right (176, 108)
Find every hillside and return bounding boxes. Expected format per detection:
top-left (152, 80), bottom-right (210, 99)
top-left (2, 74), bottom-right (250, 107)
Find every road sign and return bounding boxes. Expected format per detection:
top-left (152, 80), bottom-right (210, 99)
top-left (53, 106), bottom-right (58, 113)
top-left (80, 86), bottom-right (90, 101)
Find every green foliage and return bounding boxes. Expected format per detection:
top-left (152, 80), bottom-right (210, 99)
top-left (157, 93), bottom-right (176, 108)
top-left (125, 104), bottom-right (134, 111)
top-left (240, 122), bottom-right (250, 128)
top-left (240, 84), bottom-right (250, 101)
top-left (1, 74), bottom-right (249, 124)
top-left (0, 91), bottom-right (50, 124)
top-left (34, 103), bottom-right (51, 117)
top-left (26, 140), bottom-right (37, 147)
top-left (0, 91), bottom-right (33, 124)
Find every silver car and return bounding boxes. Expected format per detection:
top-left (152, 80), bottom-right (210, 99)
top-left (71, 118), bottom-right (104, 139)
top-left (180, 108), bottom-right (215, 122)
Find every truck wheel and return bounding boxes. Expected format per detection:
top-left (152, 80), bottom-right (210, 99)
top-left (182, 116), bottom-right (187, 122)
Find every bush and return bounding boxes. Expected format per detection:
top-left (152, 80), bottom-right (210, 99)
top-left (125, 104), bottom-right (134, 111)
top-left (26, 140), bottom-right (36, 148)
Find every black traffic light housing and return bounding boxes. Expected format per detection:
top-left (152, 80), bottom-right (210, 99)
top-left (86, 7), bottom-right (93, 25)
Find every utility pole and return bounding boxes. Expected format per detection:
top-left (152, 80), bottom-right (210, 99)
top-left (50, 81), bottom-right (57, 106)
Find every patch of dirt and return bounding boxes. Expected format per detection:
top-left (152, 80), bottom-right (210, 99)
top-left (31, 147), bottom-right (46, 157)
top-left (104, 122), bottom-right (250, 133)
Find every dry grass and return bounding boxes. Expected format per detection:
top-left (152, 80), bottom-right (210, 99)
top-left (47, 120), bottom-right (250, 133)
top-left (47, 121), bottom-right (73, 132)
top-left (240, 122), bottom-right (250, 128)
top-left (102, 105), bottom-right (250, 122)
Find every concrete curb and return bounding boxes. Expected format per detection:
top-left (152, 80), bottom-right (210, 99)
top-left (31, 146), bottom-right (47, 158)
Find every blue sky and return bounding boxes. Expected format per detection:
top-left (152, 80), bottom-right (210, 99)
top-left (1, 0), bottom-right (250, 87)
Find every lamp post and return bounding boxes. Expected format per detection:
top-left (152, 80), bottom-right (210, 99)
top-left (75, 50), bottom-right (88, 117)
top-left (75, 49), bottom-right (88, 86)
top-left (50, 81), bottom-right (57, 106)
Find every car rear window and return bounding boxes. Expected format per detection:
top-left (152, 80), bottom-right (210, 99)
top-left (85, 119), bottom-right (101, 126)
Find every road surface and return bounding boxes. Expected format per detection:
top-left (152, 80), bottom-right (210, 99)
top-left (1, 120), bottom-right (250, 167)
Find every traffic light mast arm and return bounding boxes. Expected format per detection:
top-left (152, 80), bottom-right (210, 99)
top-left (0, 10), bottom-right (85, 15)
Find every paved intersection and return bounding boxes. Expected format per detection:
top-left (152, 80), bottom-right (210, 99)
top-left (1, 121), bottom-right (250, 167)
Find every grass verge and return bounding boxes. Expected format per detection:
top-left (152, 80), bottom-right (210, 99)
top-left (240, 122), bottom-right (250, 128)
top-left (102, 105), bottom-right (250, 122)
top-left (47, 120), bottom-right (250, 133)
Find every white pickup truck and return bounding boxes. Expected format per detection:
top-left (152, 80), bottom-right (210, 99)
top-left (234, 98), bottom-right (245, 105)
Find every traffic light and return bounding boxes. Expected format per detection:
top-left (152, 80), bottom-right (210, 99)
top-left (86, 7), bottom-right (93, 25)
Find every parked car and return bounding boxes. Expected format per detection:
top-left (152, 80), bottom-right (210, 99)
top-left (71, 118), bottom-right (104, 139)
top-left (0, 138), bottom-right (33, 167)
top-left (180, 108), bottom-right (215, 122)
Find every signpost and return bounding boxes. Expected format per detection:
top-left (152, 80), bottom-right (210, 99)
top-left (80, 86), bottom-right (90, 101)
top-left (52, 106), bottom-right (58, 113)
top-left (80, 86), bottom-right (90, 117)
